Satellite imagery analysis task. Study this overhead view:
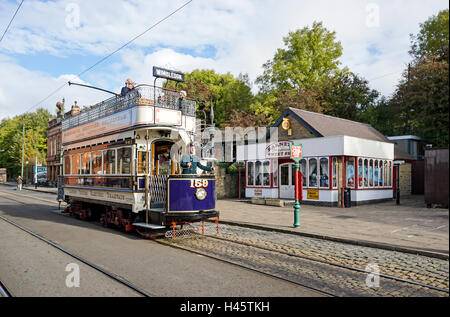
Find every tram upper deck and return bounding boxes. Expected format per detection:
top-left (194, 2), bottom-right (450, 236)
top-left (61, 85), bottom-right (197, 147)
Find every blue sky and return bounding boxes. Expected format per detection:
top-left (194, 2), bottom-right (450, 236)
top-left (0, 0), bottom-right (448, 120)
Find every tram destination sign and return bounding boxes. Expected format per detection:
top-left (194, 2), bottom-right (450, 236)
top-left (153, 66), bottom-right (185, 82)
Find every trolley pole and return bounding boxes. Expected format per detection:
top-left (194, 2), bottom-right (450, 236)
top-left (290, 142), bottom-right (303, 228)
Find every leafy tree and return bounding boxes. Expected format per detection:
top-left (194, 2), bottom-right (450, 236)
top-left (409, 9), bottom-right (449, 61)
top-left (0, 108), bottom-right (52, 178)
top-left (256, 21), bottom-right (343, 93)
top-left (165, 70), bottom-right (254, 127)
top-left (389, 55), bottom-right (449, 147)
top-left (319, 70), bottom-right (380, 122)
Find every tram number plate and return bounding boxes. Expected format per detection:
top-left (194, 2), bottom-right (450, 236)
top-left (190, 179), bottom-right (209, 188)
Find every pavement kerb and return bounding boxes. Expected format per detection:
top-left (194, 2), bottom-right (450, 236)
top-left (219, 220), bottom-right (450, 261)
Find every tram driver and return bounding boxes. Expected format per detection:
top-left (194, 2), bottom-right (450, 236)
top-left (181, 143), bottom-right (215, 175)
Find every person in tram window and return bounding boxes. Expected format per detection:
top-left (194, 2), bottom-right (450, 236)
top-left (121, 78), bottom-right (136, 97)
top-left (181, 143), bottom-right (215, 175)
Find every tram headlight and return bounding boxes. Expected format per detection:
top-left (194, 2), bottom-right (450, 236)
top-left (195, 188), bottom-right (207, 200)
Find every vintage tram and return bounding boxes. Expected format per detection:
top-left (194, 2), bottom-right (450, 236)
top-left (60, 83), bottom-right (219, 237)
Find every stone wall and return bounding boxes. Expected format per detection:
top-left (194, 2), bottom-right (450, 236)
top-left (399, 163), bottom-right (412, 196)
top-left (214, 166), bottom-right (242, 199)
top-left (277, 114), bottom-right (318, 141)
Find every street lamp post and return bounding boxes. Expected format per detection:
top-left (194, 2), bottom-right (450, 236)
top-left (21, 124), bottom-right (24, 177)
top-left (290, 142), bottom-right (303, 228)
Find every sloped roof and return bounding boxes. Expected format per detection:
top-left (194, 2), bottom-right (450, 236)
top-left (274, 107), bottom-right (413, 160)
top-left (287, 107), bottom-right (390, 142)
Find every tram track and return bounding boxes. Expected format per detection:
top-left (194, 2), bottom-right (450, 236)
top-left (203, 233), bottom-right (449, 295)
top-left (0, 280), bottom-right (12, 297)
top-left (0, 211), bottom-right (151, 297)
top-left (1, 188), bottom-right (447, 297)
top-left (157, 225), bottom-right (449, 297)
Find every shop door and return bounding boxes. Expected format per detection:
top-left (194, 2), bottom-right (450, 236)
top-left (279, 163), bottom-right (294, 199)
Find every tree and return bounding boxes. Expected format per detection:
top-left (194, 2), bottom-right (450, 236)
top-left (165, 70), bottom-right (255, 127)
top-left (0, 108), bottom-right (52, 178)
top-left (319, 70), bottom-right (380, 122)
top-left (389, 55), bottom-right (449, 147)
top-left (409, 9), bottom-right (449, 61)
top-left (256, 21), bottom-right (343, 93)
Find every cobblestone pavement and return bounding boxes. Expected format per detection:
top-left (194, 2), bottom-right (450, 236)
top-left (161, 223), bottom-right (449, 297)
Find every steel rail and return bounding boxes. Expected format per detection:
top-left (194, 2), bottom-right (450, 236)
top-left (154, 239), bottom-right (336, 297)
top-left (205, 233), bottom-right (449, 294)
top-left (0, 280), bottom-right (12, 297)
top-left (0, 214), bottom-right (152, 297)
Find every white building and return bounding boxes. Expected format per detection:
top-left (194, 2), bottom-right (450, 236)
top-left (237, 108), bottom-right (396, 206)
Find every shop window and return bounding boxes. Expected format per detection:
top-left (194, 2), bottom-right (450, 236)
top-left (383, 161), bottom-right (388, 187)
top-left (379, 161), bottom-right (384, 187)
top-left (263, 161), bottom-right (271, 186)
top-left (358, 158), bottom-right (363, 187)
top-left (369, 159), bottom-right (374, 187)
top-left (364, 159), bottom-right (368, 187)
top-left (103, 149), bottom-right (116, 175)
top-left (247, 162), bottom-right (254, 186)
top-left (118, 147), bottom-right (132, 175)
top-left (255, 161), bottom-right (262, 186)
top-left (273, 160), bottom-right (278, 187)
top-left (308, 158), bottom-right (318, 187)
top-left (346, 158), bottom-right (355, 188)
top-left (81, 152), bottom-right (91, 175)
top-left (374, 160), bottom-right (379, 187)
top-left (72, 154), bottom-right (80, 175)
top-left (388, 162), bottom-right (392, 186)
top-left (64, 156), bottom-right (71, 175)
top-left (300, 159), bottom-right (307, 187)
top-left (320, 158), bottom-right (329, 188)
top-left (92, 151), bottom-right (103, 175)
top-left (332, 157), bottom-right (338, 188)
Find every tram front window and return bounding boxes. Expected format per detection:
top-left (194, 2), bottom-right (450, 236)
top-left (153, 141), bottom-right (174, 175)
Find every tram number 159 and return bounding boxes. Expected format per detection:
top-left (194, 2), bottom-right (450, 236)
top-left (190, 179), bottom-right (209, 188)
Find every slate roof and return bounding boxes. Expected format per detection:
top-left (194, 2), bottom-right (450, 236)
top-left (274, 107), bottom-right (416, 160)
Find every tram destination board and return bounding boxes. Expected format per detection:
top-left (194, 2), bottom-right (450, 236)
top-left (153, 66), bottom-right (185, 82)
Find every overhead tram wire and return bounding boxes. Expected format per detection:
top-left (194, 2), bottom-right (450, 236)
top-left (23, 0), bottom-right (193, 114)
top-left (0, 0), bottom-right (25, 44)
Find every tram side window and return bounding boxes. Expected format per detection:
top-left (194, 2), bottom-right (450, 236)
top-left (64, 156), bottom-right (71, 175)
top-left (72, 154), bottom-right (81, 175)
top-left (81, 152), bottom-right (91, 175)
top-left (117, 147), bottom-right (132, 175)
top-left (104, 149), bottom-right (116, 174)
top-left (92, 151), bottom-right (103, 174)
top-left (138, 151), bottom-right (149, 174)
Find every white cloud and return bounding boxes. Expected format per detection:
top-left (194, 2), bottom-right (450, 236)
top-left (0, 0), bottom-right (448, 119)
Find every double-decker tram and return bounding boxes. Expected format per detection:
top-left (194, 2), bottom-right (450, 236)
top-left (60, 79), bottom-right (219, 238)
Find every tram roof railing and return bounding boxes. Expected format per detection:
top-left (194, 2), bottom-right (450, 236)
top-left (62, 85), bottom-right (196, 131)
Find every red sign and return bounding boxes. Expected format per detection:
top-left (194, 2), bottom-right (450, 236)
top-left (290, 145), bottom-right (302, 159)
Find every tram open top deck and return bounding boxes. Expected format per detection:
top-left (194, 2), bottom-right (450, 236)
top-left (61, 84), bottom-right (197, 148)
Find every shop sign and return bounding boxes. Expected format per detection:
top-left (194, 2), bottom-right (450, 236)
top-left (265, 141), bottom-right (292, 158)
top-left (307, 190), bottom-right (319, 200)
top-left (254, 188), bottom-right (263, 196)
top-left (290, 142), bottom-right (303, 162)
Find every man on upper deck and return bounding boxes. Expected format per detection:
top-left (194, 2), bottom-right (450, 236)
top-left (121, 78), bottom-right (136, 97)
